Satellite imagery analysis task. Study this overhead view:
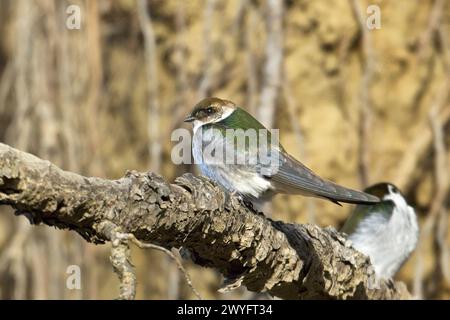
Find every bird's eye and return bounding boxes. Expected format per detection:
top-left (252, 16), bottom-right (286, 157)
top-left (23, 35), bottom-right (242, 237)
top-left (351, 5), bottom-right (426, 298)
top-left (389, 185), bottom-right (399, 194)
top-left (206, 107), bottom-right (214, 114)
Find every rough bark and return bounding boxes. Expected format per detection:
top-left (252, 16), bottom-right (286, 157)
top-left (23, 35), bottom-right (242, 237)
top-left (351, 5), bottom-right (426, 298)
top-left (0, 143), bottom-right (410, 300)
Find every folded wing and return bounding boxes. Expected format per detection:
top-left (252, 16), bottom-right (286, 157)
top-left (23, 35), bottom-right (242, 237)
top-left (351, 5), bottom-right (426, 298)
top-left (262, 150), bottom-right (380, 205)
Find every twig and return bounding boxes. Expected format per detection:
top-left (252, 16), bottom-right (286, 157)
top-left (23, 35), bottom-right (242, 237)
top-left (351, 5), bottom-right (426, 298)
top-left (97, 220), bottom-right (202, 300)
top-left (129, 236), bottom-right (202, 300)
top-left (97, 221), bottom-right (137, 300)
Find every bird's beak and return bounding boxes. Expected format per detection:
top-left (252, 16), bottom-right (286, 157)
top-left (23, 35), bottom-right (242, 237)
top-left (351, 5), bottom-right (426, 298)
top-left (184, 115), bottom-right (195, 123)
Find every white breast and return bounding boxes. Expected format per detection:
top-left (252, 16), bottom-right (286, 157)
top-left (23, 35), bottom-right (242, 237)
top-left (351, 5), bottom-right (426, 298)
top-left (348, 193), bottom-right (419, 279)
top-left (192, 125), bottom-right (271, 199)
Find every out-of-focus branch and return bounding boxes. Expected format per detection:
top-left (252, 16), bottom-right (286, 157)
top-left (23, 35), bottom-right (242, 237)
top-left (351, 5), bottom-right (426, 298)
top-left (172, 0), bottom-right (190, 127)
top-left (427, 107), bottom-right (449, 238)
top-left (411, 0), bottom-right (445, 112)
top-left (137, 0), bottom-right (162, 173)
top-left (432, 114), bottom-right (450, 286)
top-left (417, 0), bottom-right (445, 60)
top-left (85, 0), bottom-right (104, 176)
top-left (395, 83), bottom-right (450, 191)
top-left (0, 62), bottom-right (13, 115)
top-left (257, 0), bottom-right (283, 128)
top-left (0, 143), bottom-right (411, 300)
top-left (350, 0), bottom-right (375, 188)
top-left (198, 0), bottom-right (217, 98)
top-left (244, 3), bottom-right (258, 115)
top-left (283, 74), bottom-right (317, 224)
top-left (414, 105), bottom-right (450, 298)
top-left (394, 106), bottom-right (450, 192)
top-left (397, 1), bottom-right (450, 193)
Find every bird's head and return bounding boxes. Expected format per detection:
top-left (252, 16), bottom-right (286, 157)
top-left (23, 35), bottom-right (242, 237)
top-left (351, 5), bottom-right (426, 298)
top-left (184, 97), bottom-right (236, 128)
top-left (364, 182), bottom-right (411, 212)
top-left (364, 182), bottom-right (403, 201)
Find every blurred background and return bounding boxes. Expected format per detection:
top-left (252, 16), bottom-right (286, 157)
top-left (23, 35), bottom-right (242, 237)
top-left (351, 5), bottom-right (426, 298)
top-left (0, 0), bottom-right (449, 299)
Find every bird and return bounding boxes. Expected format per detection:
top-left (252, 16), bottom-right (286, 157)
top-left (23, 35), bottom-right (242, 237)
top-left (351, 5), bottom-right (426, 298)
top-left (341, 182), bottom-right (419, 280)
top-left (183, 97), bottom-right (380, 208)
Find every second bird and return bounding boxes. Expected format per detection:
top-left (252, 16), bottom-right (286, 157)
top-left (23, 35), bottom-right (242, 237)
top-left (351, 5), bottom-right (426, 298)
top-left (184, 98), bottom-right (380, 207)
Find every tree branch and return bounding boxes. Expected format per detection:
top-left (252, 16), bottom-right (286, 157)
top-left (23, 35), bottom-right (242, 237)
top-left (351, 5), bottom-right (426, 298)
top-left (97, 220), bottom-right (137, 300)
top-left (0, 143), bottom-right (410, 299)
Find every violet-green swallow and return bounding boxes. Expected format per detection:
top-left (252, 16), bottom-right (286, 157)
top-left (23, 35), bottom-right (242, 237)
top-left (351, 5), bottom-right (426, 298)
top-left (184, 97), bottom-right (380, 207)
top-left (341, 183), bottom-right (419, 279)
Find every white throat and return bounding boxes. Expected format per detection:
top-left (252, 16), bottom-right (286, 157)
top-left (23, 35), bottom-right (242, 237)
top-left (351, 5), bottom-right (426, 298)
top-left (383, 188), bottom-right (407, 208)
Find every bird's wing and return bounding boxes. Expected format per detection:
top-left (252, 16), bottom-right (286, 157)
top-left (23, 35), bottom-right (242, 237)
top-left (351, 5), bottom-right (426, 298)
top-left (211, 110), bottom-right (379, 205)
top-left (340, 200), bottom-right (395, 235)
top-left (260, 149), bottom-right (380, 205)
